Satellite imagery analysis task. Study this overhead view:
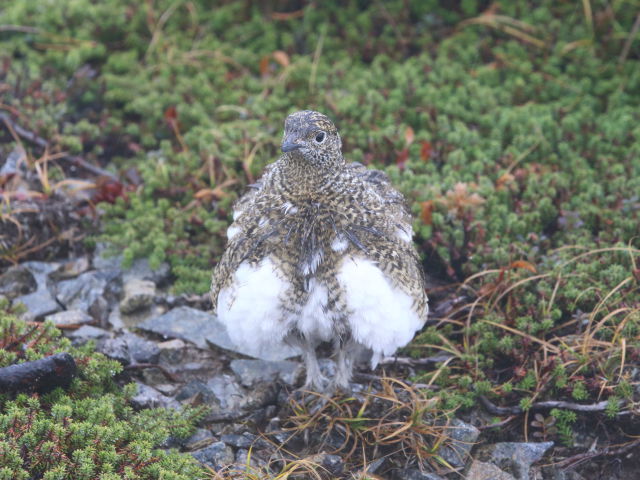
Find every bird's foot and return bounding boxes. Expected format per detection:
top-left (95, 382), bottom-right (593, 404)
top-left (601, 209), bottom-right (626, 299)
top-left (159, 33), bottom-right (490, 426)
top-left (327, 378), bottom-right (353, 396)
top-left (302, 370), bottom-right (330, 393)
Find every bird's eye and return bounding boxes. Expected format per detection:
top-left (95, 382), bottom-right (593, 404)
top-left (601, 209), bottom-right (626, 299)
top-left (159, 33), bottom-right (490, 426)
top-left (314, 131), bottom-right (326, 143)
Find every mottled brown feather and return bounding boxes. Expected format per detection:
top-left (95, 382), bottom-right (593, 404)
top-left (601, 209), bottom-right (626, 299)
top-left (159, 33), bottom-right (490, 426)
top-left (211, 110), bottom-right (427, 390)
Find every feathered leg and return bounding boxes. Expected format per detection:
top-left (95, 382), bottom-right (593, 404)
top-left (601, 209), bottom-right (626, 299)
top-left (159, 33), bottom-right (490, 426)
top-left (331, 336), bottom-right (356, 392)
top-left (287, 333), bottom-right (328, 391)
top-left (302, 344), bottom-right (328, 391)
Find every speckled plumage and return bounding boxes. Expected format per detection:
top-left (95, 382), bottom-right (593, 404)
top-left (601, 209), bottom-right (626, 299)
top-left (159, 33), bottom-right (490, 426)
top-left (211, 110), bottom-right (428, 391)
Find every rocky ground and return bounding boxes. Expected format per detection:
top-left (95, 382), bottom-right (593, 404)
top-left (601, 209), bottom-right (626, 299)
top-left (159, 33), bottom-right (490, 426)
top-left (1, 247), bottom-right (619, 480)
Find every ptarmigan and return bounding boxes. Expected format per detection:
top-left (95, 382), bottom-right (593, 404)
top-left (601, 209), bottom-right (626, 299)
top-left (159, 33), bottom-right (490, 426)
top-left (211, 110), bottom-right (428, 392)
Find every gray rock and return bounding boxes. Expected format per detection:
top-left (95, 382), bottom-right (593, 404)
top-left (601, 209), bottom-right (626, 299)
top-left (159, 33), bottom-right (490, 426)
top-left (221, 432), bottom-right (268, 449)
top-left (127, 332), bottom-right (161, 364)
top-left (393, 470), bottom-right (444, 480)
top-left (138, 306), bottom-right (300, 360)
top-left (467, 460), bottom-right (516, 480)
top-left (140, 366), bottom-right (171, 386)
top-left (130, 382), bottom-right (180, 410)
top-left (97, 331), bottom-right (160, 365)
top-left (265, 416), bottom-right (281, 433)
top-left (21, 261), bottom-right (60, 277)
top-left (234, 448), bottom-right (260, 468)
top-left (158, 338), bottom-right (186, 349)
top-left (92, 243), bottom-right (123, 271)
top-left (243, 406), bottom-right (272, 426)
top-left (14, 261), bottom-right (61, 319)
top-left (157, 338), bottom-right (187, 364)
top-left (119, 305), bottom-right (160, 329)
top-left (483, 442), bottom-right (554, 480)
top-left (154, 383), bottom-right (178, 396)
top-left (120, 278), bottom-right (156, 314)
top-left (191, 441), bottom-right (234, 471)
top-left (55, 270), bottom-right (121, 322)
top-left (98, 335), bottom-right (130, 364)
top-left (264, 417), bottom-right (288, 445)
top-left (138, 306), bottom-right (231, 350)
top-left (540, 468), bottom-right (586, 480)
top-left (45, 309), bottom-right (94, 327)
top-left (184, 428), bottom-right (215, 451)
top-left (92, 244), bottom-right (170, 285)
top-left (364, 457), bottom-right (385, 474)
top-left (230, 359), bottom-right (298, 387)
top-left (0, 266), bottom-right (37, 298)
top-left (175, 381), bottom-right (219, 405)
top-left (124, 258), bottom-right (171, 286)
top-left (107, 307), bottom-right (125, 331)
top-left (207, 374), bottom-right (245, 410)
top-left (88, 296), bottom-right (109, 325)
top-left (50, 257), bottom-right (90, 280)
top-left (437, 418), bottom-right (480, 468)
top-left (1, 147), bottom-right (26, 177)
top-left (66, 325), bottom-right (111, 345)
top-left (16, 288), bottom-right (61, 320)
top-left (319, 454), bottom-right (344, 476)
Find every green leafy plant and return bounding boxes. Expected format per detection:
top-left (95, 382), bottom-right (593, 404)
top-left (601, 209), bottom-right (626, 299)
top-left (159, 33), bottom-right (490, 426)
top-left (1, 0), bottom-right (639, 464)
top-left (0, 303), bottom-right (207, 479)
top-left (550, 409), bottom-right (578, 447)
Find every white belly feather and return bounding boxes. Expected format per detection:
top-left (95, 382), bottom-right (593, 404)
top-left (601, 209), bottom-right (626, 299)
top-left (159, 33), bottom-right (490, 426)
top-left (217, 258), bottom-right (291, 360)
top-left (217, 256), bottom-right (425, 364)
top-left (337, 257), bottom-right (426, 367)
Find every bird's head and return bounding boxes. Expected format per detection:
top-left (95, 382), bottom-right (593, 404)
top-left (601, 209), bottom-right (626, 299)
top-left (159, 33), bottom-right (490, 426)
top-left (281, 110), bottom-right (342, 165)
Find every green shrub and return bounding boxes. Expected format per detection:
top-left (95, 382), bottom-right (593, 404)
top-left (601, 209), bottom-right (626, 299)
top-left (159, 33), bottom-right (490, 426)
top-left (1, 0), bottom-right (639, 445)
top-left (0, 303), bottom-right (207, 479)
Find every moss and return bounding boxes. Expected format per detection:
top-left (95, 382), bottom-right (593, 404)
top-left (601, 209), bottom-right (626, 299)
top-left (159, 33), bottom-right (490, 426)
top-left (1, 0), bottom-right (639, 445)
top-left (0, 304), bottom-right (207, 479)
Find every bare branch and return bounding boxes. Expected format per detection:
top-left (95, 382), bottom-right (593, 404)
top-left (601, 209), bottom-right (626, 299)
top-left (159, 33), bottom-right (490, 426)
top-left (479, 395), bottom-right (625, 415)
top-left (0, 353), bottom-right (77, 393)
top-left (0, 112), bottom-right (119, 180)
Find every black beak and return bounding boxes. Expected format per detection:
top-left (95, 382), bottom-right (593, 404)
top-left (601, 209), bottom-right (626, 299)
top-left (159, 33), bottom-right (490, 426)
top-left (281, 142), bottom-right (301, 153)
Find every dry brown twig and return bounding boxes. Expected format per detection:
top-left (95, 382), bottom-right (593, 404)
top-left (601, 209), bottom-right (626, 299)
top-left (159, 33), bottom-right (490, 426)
top-left (556, 437), bottom-right (640, 469)
top-left (0, 112), bottom-right (118, 180)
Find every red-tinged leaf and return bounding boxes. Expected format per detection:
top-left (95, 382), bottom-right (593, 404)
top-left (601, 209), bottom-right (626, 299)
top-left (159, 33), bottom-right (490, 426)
top-left (127, 142), bottom-right (142, 154)
top-left (396, 148), bottom-right (409, 171)
top-left (404, 126), bottom-right (415, 145)
top-left (509, 260), bottom-right (537, 273)
top-left (496, 171), bottom-right (515, 190)
top-left (513, 366), bottom-right (527, 378)
top-left (225, 71), bottom-right (239, 82)
top-left (187, 213), bottom-right (204, 226)
top-left (92, 178), bottom-right (128, 204)
top-left (259, 56), bottom-right (270, 76)
top-left (420, 141), bottom-right (432, 162)
top-left (420, 201), bottom-right (434, 225)
top-left (272, 50), bottom-right (290, 68)
top-left (164, 105), bottom-right (177, 123)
